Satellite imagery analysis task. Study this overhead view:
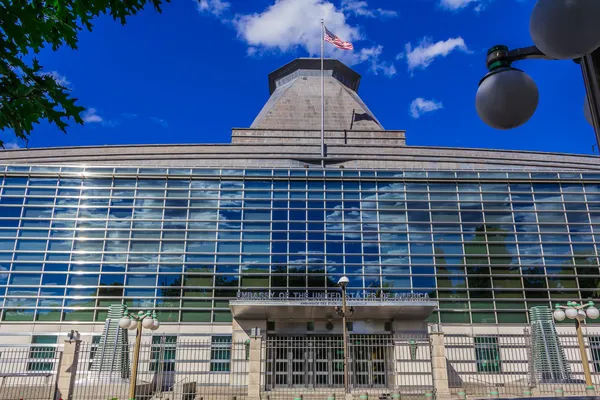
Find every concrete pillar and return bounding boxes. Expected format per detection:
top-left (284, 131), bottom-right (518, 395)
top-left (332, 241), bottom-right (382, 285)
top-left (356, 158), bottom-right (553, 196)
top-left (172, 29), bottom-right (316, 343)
top-left (247, 334), bottom-right (262, 400)
top-left (430, 332), bottom-right (451, 400)
top-left (56, 340), bottom-right (81, 400)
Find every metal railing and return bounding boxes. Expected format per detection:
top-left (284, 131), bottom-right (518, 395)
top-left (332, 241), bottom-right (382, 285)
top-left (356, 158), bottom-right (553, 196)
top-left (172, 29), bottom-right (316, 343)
top-left (0, 346), bottom-right (61, 400)
top-left (72, 339), bottom-right (249, 400)
top-left (445, 332), bottom-right (600, 397)
top-left (446, 334), bottom-right (532, 397)
top-left (261, 333), bottom-right (433, 400)
top-left (3, 331), bottom-right (600, 399)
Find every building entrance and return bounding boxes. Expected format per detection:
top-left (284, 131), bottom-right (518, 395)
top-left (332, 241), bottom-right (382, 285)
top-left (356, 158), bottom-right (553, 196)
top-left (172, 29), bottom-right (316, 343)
top-left (264, 335), bottom-right (392, 390)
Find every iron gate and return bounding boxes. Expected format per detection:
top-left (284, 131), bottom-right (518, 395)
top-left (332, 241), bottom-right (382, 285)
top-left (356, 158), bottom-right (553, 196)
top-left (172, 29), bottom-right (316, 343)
top-left (264, 334), bottom-right (394, 391)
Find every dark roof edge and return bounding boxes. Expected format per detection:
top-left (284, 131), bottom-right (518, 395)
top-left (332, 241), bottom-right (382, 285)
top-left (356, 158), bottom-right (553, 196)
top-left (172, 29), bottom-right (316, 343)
top-left (267, 58), bottom-right (362, 94)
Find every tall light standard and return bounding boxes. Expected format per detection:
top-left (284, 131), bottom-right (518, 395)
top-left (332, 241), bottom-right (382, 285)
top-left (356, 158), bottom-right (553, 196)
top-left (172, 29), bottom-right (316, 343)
top-left (476, 0), bottom-right (600, 146)
top-left (553, 301), bottom-right (600, 395)
top-left (335, 276), bottom-right (354, 395)
top-left (119, 308), bottom-right (160, 400)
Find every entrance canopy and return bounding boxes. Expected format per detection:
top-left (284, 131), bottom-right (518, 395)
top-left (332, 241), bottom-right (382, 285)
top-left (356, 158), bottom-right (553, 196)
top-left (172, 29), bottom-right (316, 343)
top-left (229, 297), bottom-right (437, 321)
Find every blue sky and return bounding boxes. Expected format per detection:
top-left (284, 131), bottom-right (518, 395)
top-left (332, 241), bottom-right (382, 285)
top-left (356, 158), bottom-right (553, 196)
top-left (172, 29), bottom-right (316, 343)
top-left (7, 0), bottom-right (597, 155)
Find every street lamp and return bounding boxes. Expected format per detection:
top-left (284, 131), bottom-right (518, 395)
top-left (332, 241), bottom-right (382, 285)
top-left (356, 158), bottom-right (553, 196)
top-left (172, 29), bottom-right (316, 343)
top-left (119, 308), bottom-right (160, 400)
top-left (476, 0), bottom-right (600, 146)
top-left (553, 301), bottom-right (599, 395)
top-left (335, 276), bottom-right (354, 395)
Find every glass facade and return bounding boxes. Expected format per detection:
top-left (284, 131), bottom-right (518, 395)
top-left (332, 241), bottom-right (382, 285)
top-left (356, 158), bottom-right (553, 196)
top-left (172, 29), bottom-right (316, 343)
top-left (1, 165), bottom-right (599, 325)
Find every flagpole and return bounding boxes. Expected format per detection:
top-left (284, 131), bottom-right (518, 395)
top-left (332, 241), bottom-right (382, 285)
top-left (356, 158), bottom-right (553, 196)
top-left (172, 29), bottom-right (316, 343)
top-left (320, 18), bottom-right (325, 168)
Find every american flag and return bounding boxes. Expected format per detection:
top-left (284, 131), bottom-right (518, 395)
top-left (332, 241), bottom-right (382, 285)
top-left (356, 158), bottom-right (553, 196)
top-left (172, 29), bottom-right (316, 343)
top-left (324, 26), bottom-right (354, 50)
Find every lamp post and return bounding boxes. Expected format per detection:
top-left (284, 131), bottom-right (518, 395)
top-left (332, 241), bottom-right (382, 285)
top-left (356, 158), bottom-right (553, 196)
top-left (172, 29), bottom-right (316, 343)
top-left (476, 0), bottom-right (600, 146)
top-left (553, 301), bottom-right (600, 395)
top-left (119, 308), bottom-right (160, 400)
top-left (335, 276), bottom-right (354, 395)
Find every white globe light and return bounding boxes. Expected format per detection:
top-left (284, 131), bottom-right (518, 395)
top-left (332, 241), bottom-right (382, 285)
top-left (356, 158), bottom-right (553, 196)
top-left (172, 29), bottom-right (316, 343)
top-left (553, 309), bottom-right (566, 322)
top-left (577, 310), bottom-right (587, 321)
top-left (565, 307), bottom-right (579, 320)
top-left (587, 306), bottom-right (600, 320)
top-left (476, 68), bottom-right (539, 130)
top-left (150, 319), bottom-right (160, 330)
top-left (119, 316), bottom-right (131, 329)
top-left (128, 319), bottom-right (138, 330)
top-left (530, 0), bottom-right (600, 60)
top-left (142, 316), bottom-right (154, 329)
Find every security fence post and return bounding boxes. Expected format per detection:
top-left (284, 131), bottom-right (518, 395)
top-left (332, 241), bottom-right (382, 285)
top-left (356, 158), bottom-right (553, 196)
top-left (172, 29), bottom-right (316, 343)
top-left (247, 333), bottom-right (263, 400)
top-left (56, 339), bottom-right (81, 400)
top-left (431, 332), bottom-right (450, 399)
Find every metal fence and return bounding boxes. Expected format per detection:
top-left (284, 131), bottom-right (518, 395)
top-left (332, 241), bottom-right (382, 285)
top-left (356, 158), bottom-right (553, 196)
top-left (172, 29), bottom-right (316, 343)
top-left (0, 346), bottom-right (61, 400)
top-left (72, 339), bottom-right (249, 400)
top-left (445, 334), bottom-right (532, 397)
top-left (3, 331), bottom-right (600, 400)
top-left (261, 333), bottom-right (433, 400)
top-left (445, 332), bottom-right (600, 397)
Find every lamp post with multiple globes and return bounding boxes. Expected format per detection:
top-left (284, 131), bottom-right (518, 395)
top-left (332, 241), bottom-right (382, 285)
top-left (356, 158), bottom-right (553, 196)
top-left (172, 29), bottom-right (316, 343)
top-left (119, 308), bottom-right (160, 400)
top-left (476, 0), bottom-right (600, 146)
top-left (553, 301), bottom-right (600, 395)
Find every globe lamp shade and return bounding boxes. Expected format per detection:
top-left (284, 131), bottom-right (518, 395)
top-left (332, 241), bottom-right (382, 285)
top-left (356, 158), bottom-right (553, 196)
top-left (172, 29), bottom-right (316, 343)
top-left (565, 307), bottom-right (579, 320)
top-left (530, 0), bottom-right (600, 60)
top-left (577, 310), bottom-right (587, 321)
top-left (553, 309), bottom-right (566, 322)
top-left (119, 316), bottom-right (131, 329)
top-left (337, 276), bottom-right (350, 288)
top-left (476, 68), bottom-right (539, 130)
top-left (151, 319), bottom-right (160, 330)
top-left (128, 319), bottom-right (138, 330)
top-left (587, 306), bottom-right (600, 320)
top-left (142, 316), bottom-right (154, 329)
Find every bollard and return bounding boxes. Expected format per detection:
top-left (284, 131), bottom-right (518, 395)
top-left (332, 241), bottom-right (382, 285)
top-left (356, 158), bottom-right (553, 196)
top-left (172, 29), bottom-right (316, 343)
top-left (424, 390), bottom-right (433, 399)
top-left (457, 390), bottom-right (467, 400)
top-left (360, 393), bottom-right (369, 400)
top-left (554, 387), bottom-right (564, 397)
top-left (392, 392), bottom-right (401, 400)
top-left (327, 394), bottom-right (336, 400)
top-left (489, 389), bottom-right (499, 399)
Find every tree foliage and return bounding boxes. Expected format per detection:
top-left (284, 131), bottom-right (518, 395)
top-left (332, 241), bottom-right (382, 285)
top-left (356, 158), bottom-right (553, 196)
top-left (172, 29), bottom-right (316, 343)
top-left (0, 0), bottom-right (170, 147)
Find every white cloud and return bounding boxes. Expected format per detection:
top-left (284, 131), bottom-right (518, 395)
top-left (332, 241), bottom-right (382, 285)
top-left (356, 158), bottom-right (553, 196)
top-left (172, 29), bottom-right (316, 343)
top-left (196, 0), bottom-right (231, 16)
top-left (356, 45), bottom-right (396, 77)
top-left (410, 98), bottom-right (443, 118)
top-left (473, 3), bottom-right (485, 13)
top-left (3, 142), bottom-right (22, 150)
top-left (82, 108), bottom-right (103, 123)
top-left (403, 36), bottom-right (469, 71)
top-left (233, 0), bottom-right (361, 56)
top-left (439, 0), bottom-right (483, 11)
top-left (340, 0), bottom-right (398, 19)
top-left (196, 0), bottom-right (396, 77)
top-left (151, 117), bottom-right (169, 128)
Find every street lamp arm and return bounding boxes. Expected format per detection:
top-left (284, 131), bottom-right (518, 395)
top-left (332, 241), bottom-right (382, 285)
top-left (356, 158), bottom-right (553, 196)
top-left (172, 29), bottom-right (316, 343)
top-left (486, 45), bottom-right (553, 71)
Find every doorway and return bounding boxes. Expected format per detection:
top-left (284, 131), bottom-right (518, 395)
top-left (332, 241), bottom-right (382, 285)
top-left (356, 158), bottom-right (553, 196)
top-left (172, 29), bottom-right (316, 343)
top-left (264, 335), bottom-right (392, 390)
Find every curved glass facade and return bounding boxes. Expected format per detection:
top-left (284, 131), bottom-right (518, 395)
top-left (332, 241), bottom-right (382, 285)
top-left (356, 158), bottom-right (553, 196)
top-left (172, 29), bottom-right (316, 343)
top-left (1, 165), bottom-right (599, 325)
